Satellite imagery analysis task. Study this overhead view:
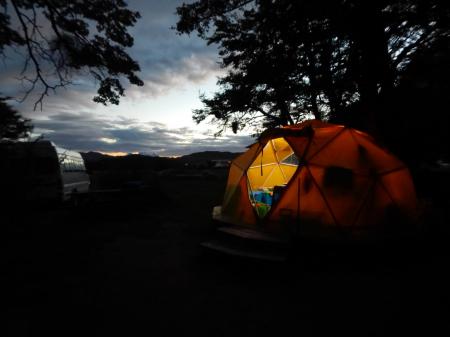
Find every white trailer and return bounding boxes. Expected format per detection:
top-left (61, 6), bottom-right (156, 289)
top-left (0, 141), bottom-right (90, 204)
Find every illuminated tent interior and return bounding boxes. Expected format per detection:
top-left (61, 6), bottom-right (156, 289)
top-left (247, 137), bottom-right (299, 218)
top-left (217, 120), bottom-right (418, 238)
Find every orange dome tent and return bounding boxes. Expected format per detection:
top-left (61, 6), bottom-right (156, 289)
top-left (214, 120), bottom-right (418, 239)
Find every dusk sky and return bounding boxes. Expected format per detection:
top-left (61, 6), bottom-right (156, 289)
top-left (1, 0), bottom-right (253, 156)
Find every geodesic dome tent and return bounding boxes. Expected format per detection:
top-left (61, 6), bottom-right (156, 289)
top-left (217, 120), bottom-right (418, 238)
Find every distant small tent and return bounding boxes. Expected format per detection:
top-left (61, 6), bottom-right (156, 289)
top-left (216, 120), bottom-right (418, 239)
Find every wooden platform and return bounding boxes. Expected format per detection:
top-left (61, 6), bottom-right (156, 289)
top-left (201, 240), bottom-right (287, 262)
top-left (217, 226), bottom-right (287, 244)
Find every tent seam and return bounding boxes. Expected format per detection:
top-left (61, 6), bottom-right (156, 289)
top-left (307, 126), bottom-right (347, 162)
top-left (306, 164), bottom-right (340, 226)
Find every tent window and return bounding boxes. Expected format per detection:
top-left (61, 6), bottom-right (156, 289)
top-left (247, 137), bottom-right (299, 218)
top-left (281, 153), bottom-right (299, 166)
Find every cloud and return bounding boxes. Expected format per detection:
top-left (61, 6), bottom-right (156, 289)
top-left (1, 0), bottom-right (221, 103)
top-left (124, 0), bottom-right (223, 98)
top-left (1, 1), bottom-right (244, 157)
top-left (33, 111), bottom-right (252, 156)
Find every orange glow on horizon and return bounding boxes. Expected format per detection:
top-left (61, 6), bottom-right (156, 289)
top-left (100, 151), bottom-right (138, 157)
top-left (99, 152), bottom-right (181, 158)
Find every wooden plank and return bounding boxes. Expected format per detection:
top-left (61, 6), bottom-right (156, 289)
top-left (218, 226), bottom-right (287, 244)
top-left (201, 240), bottom-right (287, 262)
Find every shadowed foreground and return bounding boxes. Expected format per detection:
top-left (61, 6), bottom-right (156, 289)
top-left (4, 175), bottom-right (450, 336)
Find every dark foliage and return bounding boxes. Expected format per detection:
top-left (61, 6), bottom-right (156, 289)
top-left (0, 97), bottom-right (33, 140)
top-left (176, 0), bottom-right (450, 162)
top-left (0, 0), bottom-right (143, 108)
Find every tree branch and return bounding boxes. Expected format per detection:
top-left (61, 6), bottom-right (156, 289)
top-left (392, 27), bottom-right (436, 68)
top-left (10, 0), bottom-right (66, 109)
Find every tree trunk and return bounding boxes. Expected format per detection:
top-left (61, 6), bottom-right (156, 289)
top-left (310, 93), bottom-right (321, 120)
top-left (277, 99), bottom-right (294, 125)
top-left (320, 37), bottom-right (342, 119)
top-left (351, 2), bottom-right (394, 137)
top-left (304, 43), bottom-right (322, 120)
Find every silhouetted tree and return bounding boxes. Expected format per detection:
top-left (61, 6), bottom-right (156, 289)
top-left (0, 0), bottom-right (143, 108)
top-left (0, 97), bottom-right (33, 140)
top-left (176, 0), bottom-right (449, 137)
top-left (379, 33), bottom-right (450, 165)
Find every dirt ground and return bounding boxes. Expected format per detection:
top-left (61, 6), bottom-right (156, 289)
top-left (4, 175), bottom-right (450, 337)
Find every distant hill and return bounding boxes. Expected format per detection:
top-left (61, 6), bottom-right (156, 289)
top-left (81, 151), bottom-right (109, 162)
top-left (179, 151), bottom-right (241, 164)
top-left (80, 151), bottom-right (242, 172)
top-left (80, 152), bottom-right (175, 171)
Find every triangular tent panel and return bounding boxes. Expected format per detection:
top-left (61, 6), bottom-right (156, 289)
top-left (379, 169), bottom-right (418, 221)
top-left (222, 175), bottom-right (256, 226)
top-left (233, 143), bottom-right (260, 170)
top-left (279, 164), bottom-right (297, 182)
top-left (307, 129), bottom-right (370, 173)
top-left (300, 125), bottom-right (345, 160)
top-left (267, 166), bottom-right (337, 233)
top-left (353, 181), bottom-right (396, 227)
top-left (222, 163), bottom-right (245, 210)
top-left (350, 131), bottom-right (405, 174)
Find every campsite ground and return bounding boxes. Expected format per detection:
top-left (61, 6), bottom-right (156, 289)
top-left (5, 173), bottom-right (450, 336)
